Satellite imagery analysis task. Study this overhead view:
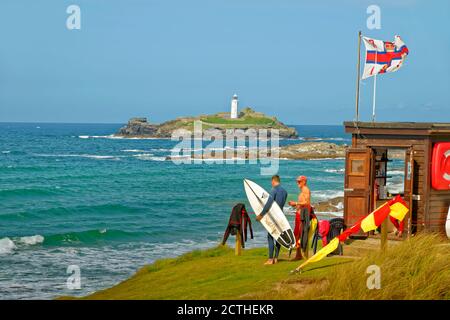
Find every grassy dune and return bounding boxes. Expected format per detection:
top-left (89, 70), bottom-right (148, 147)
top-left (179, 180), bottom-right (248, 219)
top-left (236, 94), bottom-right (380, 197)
top-left (256, 233), bottom-right (450, 300)
top-left (71, 233), bottom-right (449, 300)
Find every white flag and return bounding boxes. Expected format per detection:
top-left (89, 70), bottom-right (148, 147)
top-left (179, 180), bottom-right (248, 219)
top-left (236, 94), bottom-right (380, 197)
top-left (362, 35), bottom-right (409, 80)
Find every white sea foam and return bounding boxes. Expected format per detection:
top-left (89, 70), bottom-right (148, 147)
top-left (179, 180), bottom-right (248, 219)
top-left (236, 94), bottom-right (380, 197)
top-left (386, 181), bottom-right (405, 194)
top-left (132, 153), bottom-right (154, 158)
top-left (327, 137), bottom-right (347, 141)
top-left (325, 168), bottom-right (345, 173)
top-left (34, 153), bottom-right (121, 160)
top-left (168, 155), bottom-right (191, 159)
top-left (0, 237), bottom-right (16, 255)
top-left (200, 157), bottom-right (248, 162)
top-left (308, 157), bottom-right (345, 161)
top-left (313, 190), bottom-right (344, 201)
top-left (315, 211), bottom-right (344, 218)
top-left (133, 154), bottom-right (166, 161)
top-left (171, 147), bottom-right (203, 153)
top-left (19, 235), bottom-right (44, 245)
top-left (84, 155), bottom-right (119, 160)
top-left (150, 157), bottom-right (167, 161)
top-left (150, 148), bottom-right (173, 152)
top-left (299, 137), bottom-right (347, 142)
top-left (2, 150), bottom-right (11, 154)
top-left (78, 135), bottom-right (125, 139)
top-left (121, 149), bottom-right (148, 153)
top-left (170, 146), bottom-right (250, 153)
top-left (390, 170), bottom-right (405, 176)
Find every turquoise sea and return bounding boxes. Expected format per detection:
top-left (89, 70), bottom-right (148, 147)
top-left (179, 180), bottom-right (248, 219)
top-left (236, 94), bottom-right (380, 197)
top-left (1, 123), bottom-right (399, 299)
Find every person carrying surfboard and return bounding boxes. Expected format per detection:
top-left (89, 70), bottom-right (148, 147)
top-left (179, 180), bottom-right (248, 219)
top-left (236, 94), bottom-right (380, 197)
top-left (256, 175), bottom-right (288, 265)
top-left (288, 175), bottom-right (312, 260)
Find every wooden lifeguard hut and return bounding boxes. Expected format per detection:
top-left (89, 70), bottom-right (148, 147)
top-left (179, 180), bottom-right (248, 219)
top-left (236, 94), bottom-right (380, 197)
top-left (343, 121), bottom-right (450, 238)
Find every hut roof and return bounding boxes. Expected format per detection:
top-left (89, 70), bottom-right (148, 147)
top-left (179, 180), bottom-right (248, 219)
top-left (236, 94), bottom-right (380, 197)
top-left (344, 121), bottom-right (450, 135)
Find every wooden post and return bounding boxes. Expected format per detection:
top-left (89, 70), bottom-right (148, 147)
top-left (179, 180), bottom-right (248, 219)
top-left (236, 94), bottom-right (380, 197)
top-left (355, 30), bottom-right (362, 122)
top-left (381, 218), bottom-right (388, 250)
top-left (235, 232), bottom-right (242, 256)
top-left (407, 149), bottom-right (414, 239)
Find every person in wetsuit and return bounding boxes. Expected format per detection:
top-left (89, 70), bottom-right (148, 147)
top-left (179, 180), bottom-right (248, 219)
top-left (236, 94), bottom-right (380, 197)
top-left (289, 175), bottom-right (312, 260)
top-left (256, 175), bottom-right (288, 265)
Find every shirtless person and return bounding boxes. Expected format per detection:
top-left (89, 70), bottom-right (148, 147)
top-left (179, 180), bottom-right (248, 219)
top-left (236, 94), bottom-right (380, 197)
top-left (288, 176), bottom-right (311, 260)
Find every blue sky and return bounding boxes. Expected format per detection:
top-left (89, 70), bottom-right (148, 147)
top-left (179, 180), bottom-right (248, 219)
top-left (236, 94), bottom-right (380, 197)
top-left (0, 0), bottom-right (449, 124)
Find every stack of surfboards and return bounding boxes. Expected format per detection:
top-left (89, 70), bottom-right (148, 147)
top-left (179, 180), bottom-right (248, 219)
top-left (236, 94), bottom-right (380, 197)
top-left (243, 179), bottom-right (296, 249)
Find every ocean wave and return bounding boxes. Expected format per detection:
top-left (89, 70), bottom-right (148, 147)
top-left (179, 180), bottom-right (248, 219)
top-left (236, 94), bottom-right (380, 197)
top-left (0, 238), bottom-right (17, 255)
top-left (132, 153), bottom-right (154, 157)
top-left (386, 181), bottom-right (404, 194)
top-left (0, 203), bottom-right (144, 222)
top-left (150, 148), bottom-right (173, 152)
top-left (78, 135), bottom-right (120, 139)
top-left (133, 154), bottom-right (166, 161)
top-left (18, 235), bottom-right (45, 245)
top-left (315, 211), bottom-right (344, 218)
top-left (44, 229), bottom-right (149, 245)
top-left (300, 137), bottom-right (348, 142)
top-left (33, 153), bottom-right (121, 160)
top-left (313, 190), bottom-right (344, 201)
top-left (203, 157), bottom-right (248, 161)
top-left (390, 170), bottom-right (405, 176)
top-left (121, 149), bottom-right (151, 153)
top-left (2, 150), bottom-right (11, 154)
top-left (324, 168), bottom-right (345, 173)
top-left (170, 146), bottom-right (251, 153)
top-left (307, 157), bottom-right (345, 161)
top-left (80, 135), bottom-right (164, 140)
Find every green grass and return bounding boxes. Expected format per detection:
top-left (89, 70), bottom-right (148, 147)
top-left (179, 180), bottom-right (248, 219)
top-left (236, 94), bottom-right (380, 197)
top-left (74, 246), bottom-right (347, 300)
top-left (63, 233), bottom-right (449, 300)
top-left (314, 233), bottom-right (450, 299)
top-left (259, 233), bottom-right (450, 300)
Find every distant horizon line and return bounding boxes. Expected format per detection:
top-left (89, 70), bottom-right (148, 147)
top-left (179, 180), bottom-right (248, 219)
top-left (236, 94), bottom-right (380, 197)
top-left (0, 121), bottom-right (343, 126)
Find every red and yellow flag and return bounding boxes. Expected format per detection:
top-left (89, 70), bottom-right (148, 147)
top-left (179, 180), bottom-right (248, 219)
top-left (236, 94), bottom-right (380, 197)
top-left (337, 217), bottom-right (363, 242)
top-left (361, 203), bottom-right (391, 232)
top-left (296, 238), bottom-right (340, 271)
top-left (294, 196), bottom-right (409, 272)
top-left (388, 195), bottom-right (409, 221)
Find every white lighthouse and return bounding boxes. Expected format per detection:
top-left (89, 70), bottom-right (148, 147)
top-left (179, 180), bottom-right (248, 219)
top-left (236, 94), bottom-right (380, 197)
top-left (230, 94), bottom-right (238, 119)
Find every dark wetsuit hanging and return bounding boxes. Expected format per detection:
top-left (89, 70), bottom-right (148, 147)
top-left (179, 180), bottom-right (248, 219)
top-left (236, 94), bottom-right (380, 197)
top-left (300, 206), bottom-right (311, 253)
top-left (222, 203), bottom-right (253, 248)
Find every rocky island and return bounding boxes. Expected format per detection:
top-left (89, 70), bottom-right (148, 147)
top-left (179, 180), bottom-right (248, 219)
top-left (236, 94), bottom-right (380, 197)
top-left (115, 108), bottom-right (351, 160)
top-left (115, 108), bottom-right (298, 139)
top-left (164, 141), bottom-right (347, 161)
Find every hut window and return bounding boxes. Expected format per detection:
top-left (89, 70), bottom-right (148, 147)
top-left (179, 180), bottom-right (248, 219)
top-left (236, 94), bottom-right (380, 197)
top-left (386, 149), bottom-right (406, 196)
top-left (351, 159), bottom-right (364, 174)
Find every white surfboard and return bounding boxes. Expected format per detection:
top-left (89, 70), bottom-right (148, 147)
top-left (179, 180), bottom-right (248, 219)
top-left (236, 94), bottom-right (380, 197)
top-left (243, 179), bottom-right (295, 249)
top-left (446, 206), bottom-right (450, 239)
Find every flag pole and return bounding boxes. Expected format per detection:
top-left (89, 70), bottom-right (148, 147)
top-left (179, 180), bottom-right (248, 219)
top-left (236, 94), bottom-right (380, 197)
top-left (372, 51), bottom-right (378, 122)
top-left (355, 31), bottom-right (362, 122)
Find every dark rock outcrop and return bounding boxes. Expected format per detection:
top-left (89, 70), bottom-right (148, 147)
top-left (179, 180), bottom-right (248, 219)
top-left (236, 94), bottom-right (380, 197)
top-left (165, 142), bottom-right (347, 161)
top-left (117, 118), bottom-right (158, 136)
top-left (278, 142), bottom-right (346, 159)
